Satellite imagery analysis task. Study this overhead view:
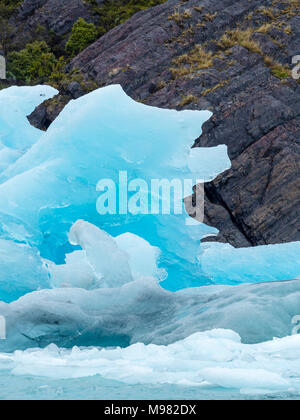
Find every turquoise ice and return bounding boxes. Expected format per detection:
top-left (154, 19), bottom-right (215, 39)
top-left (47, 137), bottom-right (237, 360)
top-left (0, 84), bottom-right (299, 302)
top-left (0, 84), bottom-right (300, 398)
top-left (0, 85), bottom-right (57, 174)
top-left (0, 84), bottom-right (299, 346)
top-left (0, 84), bottom-right (228, 298)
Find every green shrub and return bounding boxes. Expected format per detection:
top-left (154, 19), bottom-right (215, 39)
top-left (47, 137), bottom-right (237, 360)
top-left (0, 0), bottom-right (22, 19)
top-left (88, 0), bottom-right (167, 36)
top-left (0, 0), bottom-right (22, 53)
top-left (65, 18), bottom-right (98, 57)
top-left (8, 41), bottom-right (57, 82)
top-left (2, 0), bottom-right (168, 87)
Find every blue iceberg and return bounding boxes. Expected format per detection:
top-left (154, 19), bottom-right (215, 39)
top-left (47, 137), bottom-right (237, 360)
top-left (0, 84), bottom-right (298, 301)
top-left (0, 84), bottom-right (299, 398)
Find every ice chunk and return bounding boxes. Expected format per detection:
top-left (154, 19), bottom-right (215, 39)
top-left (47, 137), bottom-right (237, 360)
top-left (0, 239), bottom-right (49, 302)
top-left (188, 145), bottom-right (230, 181)
top-left (0, 84), bottom-right (222, 290)
top-left (45, 251), bottom-right (96, 289)
top-left (201, 241), bottom-right (300, 284)
top-left (0, 83), bottom-right (298, 312)
top-left (1, 329), bottom-right (299, 395)
top-left (0, 84), bottom-right (300, 399)
top-left (0, 85), bottom-right (57, 173)
top-left (46, 221), bottom-right (163, 289)
top-left (115, 232), bottom-right (164, 281)
top-left (0, 278), bottom-right (300, 352)
top-left (199, 367), bottom-right (289, 394)
top-left (45, 218), bottom-right (300, 295)
top-left (0, 147), bottom-right (22, 174)
top-left (68, 220), bottom-right (133, 288)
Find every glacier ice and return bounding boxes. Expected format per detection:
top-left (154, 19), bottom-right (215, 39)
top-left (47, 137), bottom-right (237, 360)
top-left (201, 241), bottom-right (300, 285)
top-left (0, 85), bottom-right (57, 174)
top-left (0, 84), bottom-right (226, 292)
top-left (0, 83), bottom-right (299, 399)
top-left (68, 219), bottom-right (133, 288)
top-left (46, 220), bottom-right (163, 289)
top-left (1, 329), bottom-right (300, 396)
top-left (0, 239), bottom-right (49, 302)
top-left (45, 220), bottom-right (300, 294)
top-left (0, 84), bottom-right (298, 299)
top-left (0, 278), bottom-right (300, 352)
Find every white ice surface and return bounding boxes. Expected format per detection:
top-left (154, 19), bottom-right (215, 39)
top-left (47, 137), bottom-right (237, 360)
top-left (46, 220), bottom-right (163, 289)
top-left (201, 241), bottom-right (300, 285)
top-left (0, 277), bottom-right (300, 352)
top-left (1, 329), bottom-right (300, 395)
top-left (0, 85), bottom-right (57, 174)
top-left (0, 85), bottom-right (299, 398)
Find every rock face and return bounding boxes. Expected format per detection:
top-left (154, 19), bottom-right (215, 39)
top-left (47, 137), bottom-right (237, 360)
top-left (200, 81), bottom-right (300, 247)
top-left (10, 0), bottom-right (96, 50)
top-left (29, 0), bottom-right (300, 247)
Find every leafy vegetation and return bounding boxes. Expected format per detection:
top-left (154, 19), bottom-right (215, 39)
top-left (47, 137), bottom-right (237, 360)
top-left (0, 0), bottom-right (167, 88)
top-left (0, 0), bottom-right (22, 19)
top-left (8, 41), bottom-right (57, 82)
top-left (87, 0), bottom-right (167, 36)
top-left (0, 0), bottom-right (22, 54)
top-left (65, 18), bottom-right (98, 57)
top-left (0, 0), bottom-right (297, 91)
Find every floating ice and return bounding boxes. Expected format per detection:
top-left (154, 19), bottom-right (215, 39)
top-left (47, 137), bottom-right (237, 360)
top-left (1, 278), bottom-right (300, 352)
top-left (0, 85), bottom-right (57, 174)
top-left (0, 84), bottom-right (224, 292)
top-left (0, 84), bottom-right (299, 300)
top-left (201, 241), bottom-right (300, 285)
top-left (46, 220), bottom-right (162, 289)
top-left (0, 84), bottom-right (299, 400)
top-left (0, 84), bottom-right (299, 384)
top-left (1, 329), bottom-right (300, 396)
top-left (0, 239), bottom-right (49, 302)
